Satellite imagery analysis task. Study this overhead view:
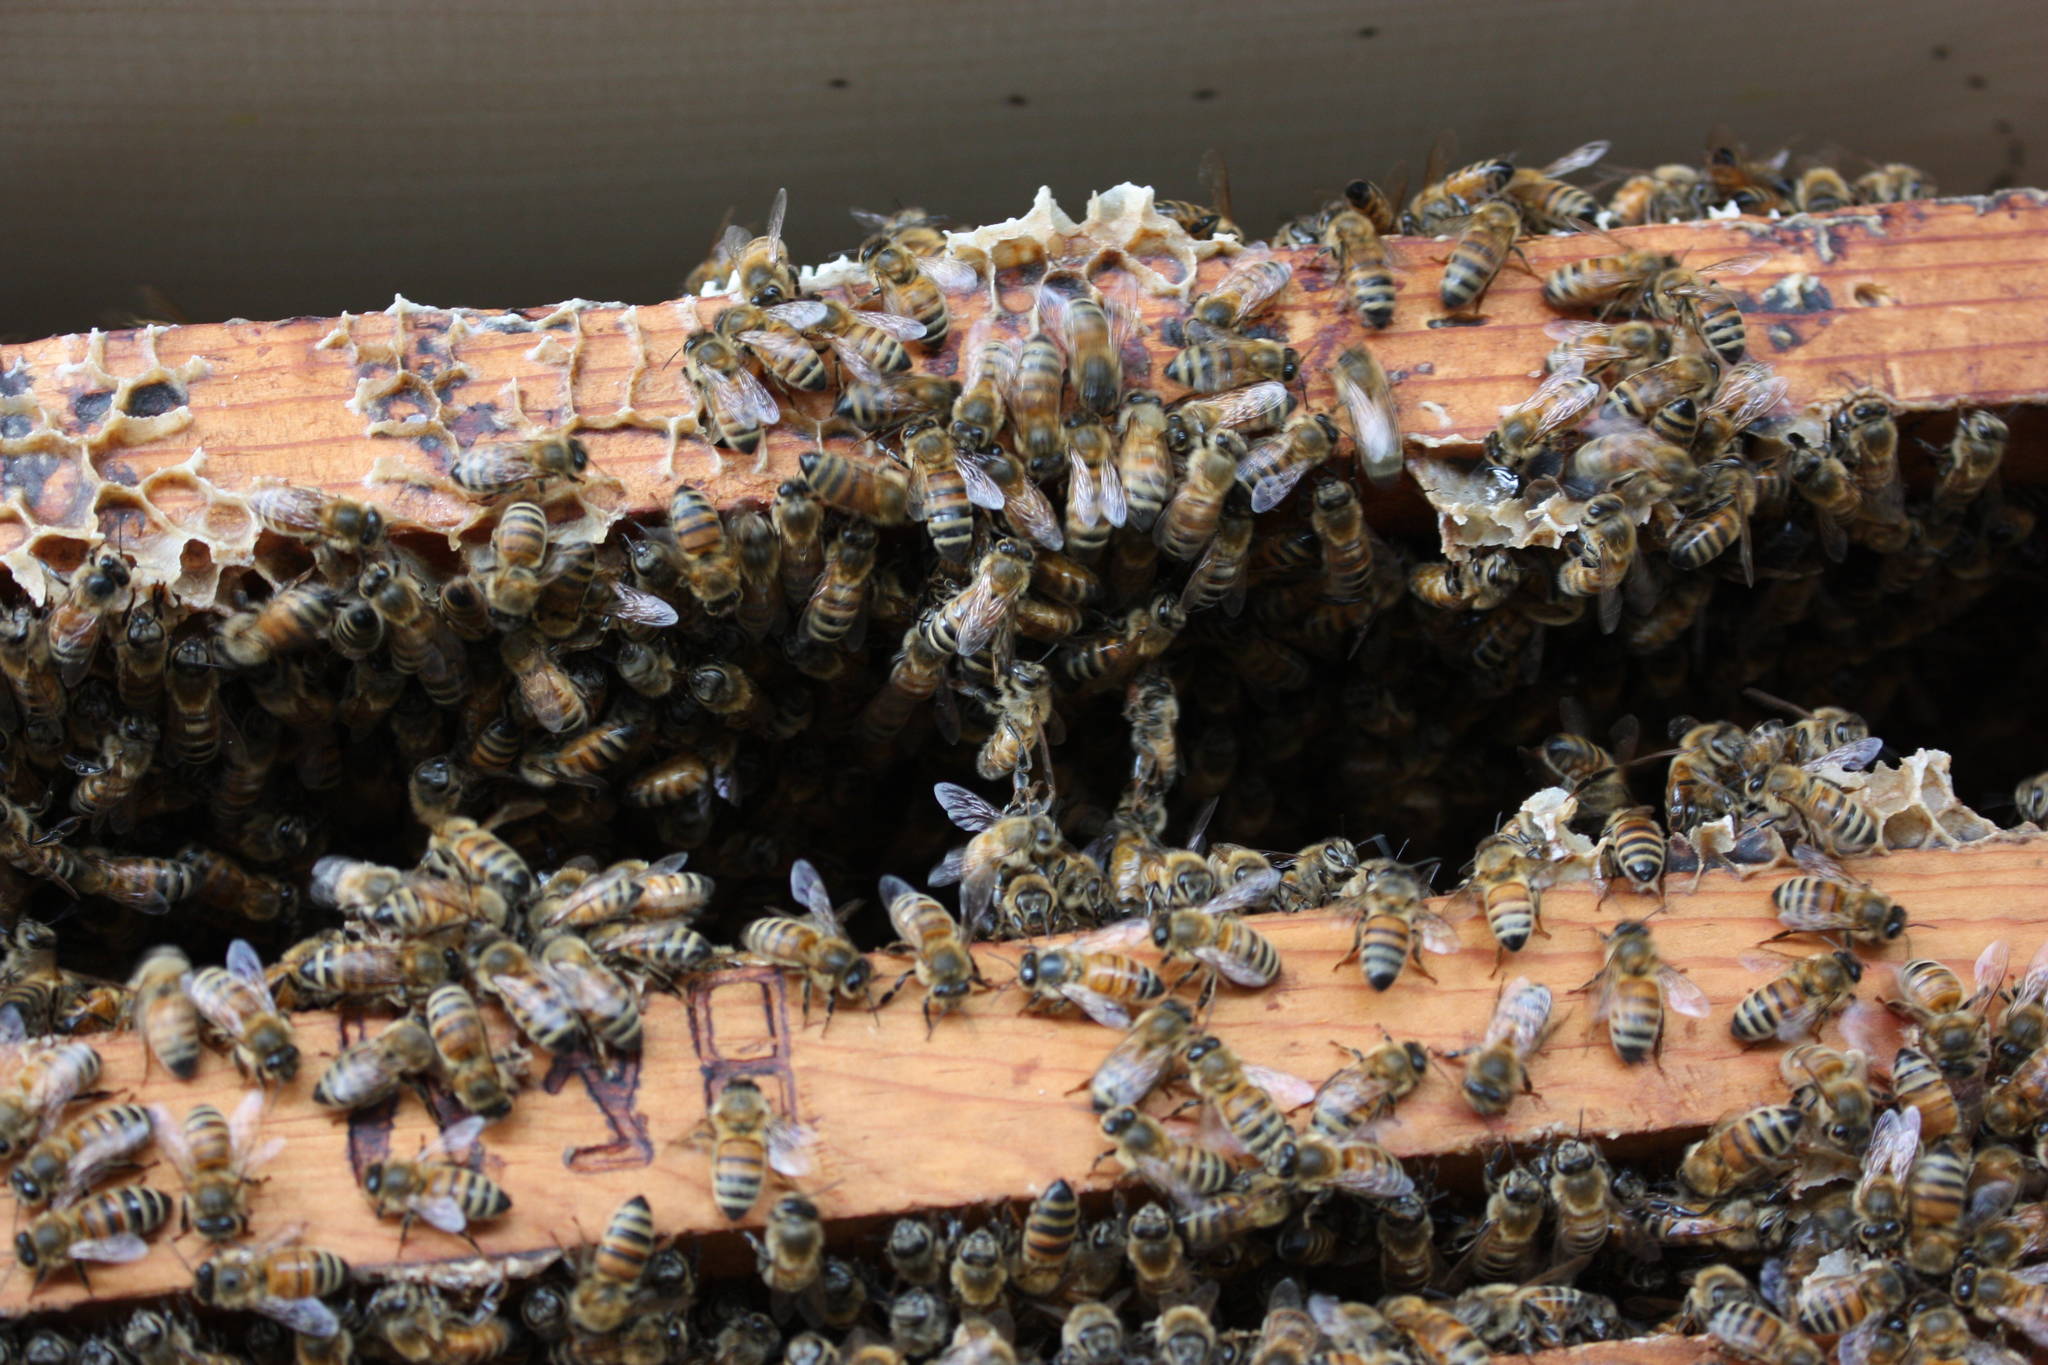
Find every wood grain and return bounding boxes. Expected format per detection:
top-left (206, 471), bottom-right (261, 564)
top-left (5, 838), bottom-right (2040, 1314)
top-left (0, 194), bottom-right (2041, 570)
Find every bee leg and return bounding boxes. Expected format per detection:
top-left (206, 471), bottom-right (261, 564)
top-left (922, 997), bottom-right (937, 1040)
top-left (875, 968), bottom-right (917, 1012)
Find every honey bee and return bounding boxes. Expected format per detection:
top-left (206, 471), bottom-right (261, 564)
top-left (47, 552), bottom-right (132, 688)
top-left (1184, 1033), bottom-right (1314, 1166)
top-left (149, 1090), bottom-right (281, 1241)
top-left (1730, 948), bottom-right (1862, 1043)
top-left (497, 629), bottom-right (589, 737)
top-left (685, 327), bottom-right (781, 468)
top-left (312, 1016), bottom-right (437, 1111)
top-left (902, 419), bottom-right (986, 566)
top-left (743, 859), bottom-right (873, 1025)
top-left (1486, 363), bottom-right (1601, 469)
top-left (1377, 1191), bottom-right (1445, 1292)
top-left (859, 231), bottom-right (976, 344)
top-left (931, 781), bottom-right (1061, 931)
top-left (181, 844), bottom-right (301, 925)
top-left (1338, 858), bottom-right (1458, 991)
top-left (1707, 1301), bottom-right (1824, 1365)
top-left (1082, 1001), bottom-right (1200, 1122)
top-left (1463, 829), bottom-right (1543, 958)
top-left (1318, 196), bottom-right (1396, 330)
top-left (195, 1236), bottom-right (352, 1338)
top-left (1454, 977), bottom-right (1555, 1117)
top-left (115, 592), bottom-right (169, 710)
top-left (1017, 930), bottom-right (1167, 1030)
top-left (1157, 150), bottom-right (1241, 240)
top-left (1232, 411), bottom-right (1340, 515)
top-left (698, 1075), bottom-right (818, 1223)
top-left (1381, 1295), bottom-right (1489, 1365)
top-left (14, 1183), bottom-right (173, 1287)
top-left (1679, 1103), bottom-right (1803, 1196)
top-left (800, 521), bottom-right (879, 649)
top-left (361, 1114), bottom-right (510, 1243)
top-left (1556, 491), bottom-right (1637, 632)
top-left (184, 939), bottom-right (297, 1083)
top-left (219, 583), bottom-right (340, 668)
top-left (248, 483), bottom-right (386, 557)
top-left (1500, 140), bottom-right (1608, 228)
top-left (478, 500), bottom-right (549, 626)
top-left (1583, 918), bottom-right (1711, 1064)
top-left (449, 434), bottom-right (590, 501)
top-left (1850, 1105), bottom-right (1922, 1258)
top-left (1303, 1037), bottom-right (1427, 1141)
top-left (471, 935), bottom-right (580, 1054)
top-left (1780, 1043), bottom-right (1875, 1151)
top-left (126, 945), bottom-right (200, 1081)
top-left (1786, 443), bottom-right (1862, 561)
top-left (1770, 875), bottom-right (1906, 947)
top-left (1892, 941), bottom-right (2007, 1080)
top-left (1190, 257), bottom-right (1291, 330)
top-left (1903, 1134), bottom-right (1971, 1277)
top-left (1112, 390), bottom-right (1176, 534)
top-left (1933, 408), bottom-right (2008, 516)
top-left (539, 933), bottom-right (645, 1058)
top-left (1439, 200), bottom-right (1522, 316)
top-left (876, 875), bottom-right (987, 1035)
top-left (1272, 1131), bottom-right (1412, 1201)
top-left (1097, 1105), bottom-right (1234, 1203)
top-left (1140, 870), bottom-right (1284, 998)
top-left (1153, 428), bottom-right (1242, 563)
top-left (1177, 497), bottom-right (1252, 616)
top-left (715, 299), bottom-right (830, 392)
top-left (426, 983), bottom-right (518, 1122)
top-left (1407, 146), bottom-right (1516, 234)
top-left (565, 1193), bottom-right (657, 1334)
top-left (9, 1102), bottom-right (154, 1210)
top-left (123, 1308), bottom-right (243, 1365)
top-left (1991, 938), bottom-right (2048, 1077)
top-left (751, 1194), bottom-right (825, 1296)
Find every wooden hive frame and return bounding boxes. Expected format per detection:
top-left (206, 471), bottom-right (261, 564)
top-left (1, 188), bottom-right (2047, 1361)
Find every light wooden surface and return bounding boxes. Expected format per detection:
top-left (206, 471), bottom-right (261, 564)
top-left (1524, 1340), bottom-right (1705, 1365)
top-left (4, 838), bottom-right (2039, 1313)
top-left (0, 195), bottom-right (2041, 566)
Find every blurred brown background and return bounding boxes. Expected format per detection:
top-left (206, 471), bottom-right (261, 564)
top-left (5, 0), bottom-right (2040, 338)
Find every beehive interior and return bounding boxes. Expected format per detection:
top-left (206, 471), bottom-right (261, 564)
top-left (0, 161), bottom-right (2045, 1364)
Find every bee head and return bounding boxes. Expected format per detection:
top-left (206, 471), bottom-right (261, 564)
top-left (841, 958), bottom-right (873, 995)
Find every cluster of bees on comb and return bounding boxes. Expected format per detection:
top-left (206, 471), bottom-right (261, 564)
top-left (0, 130), bottom-right (2043, 1365)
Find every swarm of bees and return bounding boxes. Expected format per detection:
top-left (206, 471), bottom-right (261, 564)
top-left (0, 137), bottom-right (2042, 1365)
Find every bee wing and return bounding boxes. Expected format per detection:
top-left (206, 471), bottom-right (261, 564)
top-left (1226, 258), bottom-right (1292, 315)
top-left (834, 342), bottom-right (885, 389)
top-left (68, 1234), bottom-right (152, 1265)
top-left (409, 1194), bottom-right (472, 1234)
top-left (0, 1004), bottom-right (23, 1048)
top-left (1414, 910), bottom-right (1463, 956)
top-left (255, 1297), bottom-right (341, 1340)
top-left (1860, 1108), bottom-right (1922, 1202)
top-left (718, 222), bottom-right (752, 267)
top-left (929, 846), bottom-right (967, 887)
top-left (1060, 984), bottom-right (1137, 1030)
top-left (1704, 362), bottom-right (1788, 428)
top-left (950, 584), bottom-right (1010, 662)
top-left (1696, 251), bottom-right (1772, 278)
top-left (764, 301), bottom-right (830, 331)
top-left (421, 1114), bottom-right (488, 1164)
top-left (1975, 938), bottom-right (2013, 1001)
top-left (228, 1086), bottom-right (267, 1152)
top-left (1658, 967), bottom-right (1713, 1019)
top-left (147, 1103), bottom-right (196, 1178)
top-left (710, 366), bottom-right (781, 428)
top-left (854, 308), bottom-right (930, 341)
top-left (1242, 444), bottom-right (1312, 516)
top-left (596, 581), bottom-right (682, 628)
top-left (789, 858), bottom-right (837, 918)
top-left (1534, 378), bottom-right (1603, 439)
top-left (1332, 352), bottom-right (1401, 487)
top-left (1541, 140), bottom-right (1611, 178)
top-left (1737, 948), bottom-right (1797, 974)
top-left (739, 327), bottom-right (823, 374)
top-left (227, 939), bottom-right (276, 1007)
top-left (1242, 1065), bottom-right (1317, 1111)
top-left (1098, 454), bottom-right (1128, 528)
top-left (954, 450), bottom-right (1009, 512)
top-left (1002, 478), bottom-right (1064, 550)
top-left (1771, 995), bottom-right (1831, 1042)
top-left (1202, 380), bottom-right (1291, 431)
top-left (1804, 737), bottom-right (1883, 772)
top-left (1068, 448), bottom-right (1101, 528)
top-left (1085, 918), bottom-right (1155, 954)
top-left (1198, 868), bottom-right (1281, 916)
top-left (2011, 940), bottom-right (2048, 1009)
top-left (1330, 1151), bottom-right (1414, 1199)
top-left (918, 254), bottom-right (980, 293)
top-left (1586, 960), bottom-right (1621, 1024)
top-left (766, 1118), bottom-right (819, 1177)
top-left (763, 187), bottom-right (788, 246)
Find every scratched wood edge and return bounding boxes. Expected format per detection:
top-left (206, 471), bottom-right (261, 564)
top-left (0, 193), bottom-right (2042, 580)
top-left (5, 837), bottom-right (2043, 1315)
